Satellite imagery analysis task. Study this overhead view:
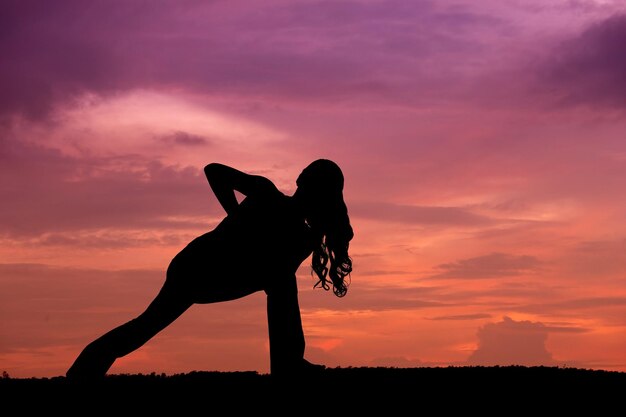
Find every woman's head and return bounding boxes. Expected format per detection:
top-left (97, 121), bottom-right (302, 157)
top-left (297, 159), bottom-right (344, 194)
top-left (297, 159), bottom-right (354, 297)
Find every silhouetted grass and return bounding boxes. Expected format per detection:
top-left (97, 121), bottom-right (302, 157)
top-left (2, 366), bottom-right (623, 412)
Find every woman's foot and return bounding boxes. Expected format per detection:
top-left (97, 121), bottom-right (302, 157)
top-left (271, 358), bottom-right (326, 380)
top-left (300, 358), bottom-right (326, 373)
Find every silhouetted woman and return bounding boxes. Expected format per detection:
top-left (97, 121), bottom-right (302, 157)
top-left (66, 159), bottom-right (353, 380)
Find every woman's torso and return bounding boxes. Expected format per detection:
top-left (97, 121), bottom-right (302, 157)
top-left (167, 182), bottom-right (315, 302)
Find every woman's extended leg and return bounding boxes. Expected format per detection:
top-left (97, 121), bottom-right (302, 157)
top-left (66, 285), bottom-right (192, 380)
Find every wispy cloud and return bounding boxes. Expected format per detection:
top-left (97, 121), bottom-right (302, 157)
top-left (521, 297), bottom-right (626, 314)
top-left (157, 131), bottom-right (211, 147)
top-left (350, 201), bottom-right (492, 226)
top-left (0, 137), bottom-right (213, 237)
top-left (299, 283), bottom-right (450, 312)
top-left (430, 253), bottom-right (542, 280)
top-left (427, 313), bottom-right (492, 321)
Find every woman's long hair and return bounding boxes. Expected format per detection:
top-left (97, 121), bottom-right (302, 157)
top-left (310, 200), bottom-right (353, 297)
top-left (297, 159), bottom-right (354, 297)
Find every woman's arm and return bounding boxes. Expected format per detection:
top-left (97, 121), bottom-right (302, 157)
top-left (204, 163), bottom-right (273, 215)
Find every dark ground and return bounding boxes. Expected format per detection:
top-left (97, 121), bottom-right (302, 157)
top-left (2, 366), bottom-right (624, 412)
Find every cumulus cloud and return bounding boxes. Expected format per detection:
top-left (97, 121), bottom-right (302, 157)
top-left (466, 316), bottom-right (558, 366)
top-left (431, 253), bottom-right (542, 280)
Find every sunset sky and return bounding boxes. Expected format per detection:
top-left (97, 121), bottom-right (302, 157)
top-left (2, 0), bottom-right (626, 378)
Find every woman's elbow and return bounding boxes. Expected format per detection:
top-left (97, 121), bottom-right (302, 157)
top-left (204, 163), bottom-right (220, 174)
top-left (204, 163), bottom-right (226, 179)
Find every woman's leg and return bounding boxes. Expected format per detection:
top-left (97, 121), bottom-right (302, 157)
top-left (66, 284), bottom-right (192, 380)
top-left (265, 274), bottom-right (306, 376)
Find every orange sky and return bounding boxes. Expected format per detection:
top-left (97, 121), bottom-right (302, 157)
top-left (2, 1), bottom-right (626, 378)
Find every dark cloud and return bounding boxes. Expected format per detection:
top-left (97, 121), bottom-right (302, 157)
top-left (539, 13), bottom-right (626, 108)
top-left (0, 0), bottom-right (511, 120)
top-left (5, 1), bottom-right (623, 123)
top-left (350, 201), bottom-right (492, 226)
top-left (158, 131), bottom-right (210, 147)
top-left (466, 316), bottom-right (557, 366)
top-left (0, 137), bottom-right (215, 237)
top-left (0, 0), bottom-right (146, 120)
top-left (431, 252), bottom-right (542, 280)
